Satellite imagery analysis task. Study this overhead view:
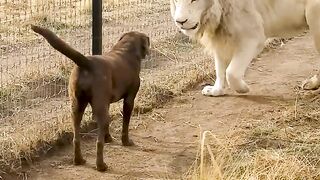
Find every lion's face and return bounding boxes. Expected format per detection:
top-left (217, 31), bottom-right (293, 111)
top-left (170, 0), bottom-right (210, 37)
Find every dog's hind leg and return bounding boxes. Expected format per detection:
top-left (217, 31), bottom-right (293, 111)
top-left (71, 98), bottom-right (88, 165)
top-left (121, 94), bottom-right (136, 146)
top-left (91, 99), bottom-right (109, 172)
top-left (303, 1), bottom-right (320, 90)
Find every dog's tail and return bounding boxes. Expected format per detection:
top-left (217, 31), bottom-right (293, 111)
top-left (31, 25), bottom-right (91, 70)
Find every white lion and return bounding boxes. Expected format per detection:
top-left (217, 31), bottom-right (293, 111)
top-left (170, 0), bottom-right (320, 96)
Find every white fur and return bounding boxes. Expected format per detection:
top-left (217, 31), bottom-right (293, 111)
top-left (302, 74), bottom-right (320, 90)
top-left (170, 0), bottom-right (320, 96)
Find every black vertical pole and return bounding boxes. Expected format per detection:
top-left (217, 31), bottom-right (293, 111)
top-left (92, 0), bottom-right (102, 55)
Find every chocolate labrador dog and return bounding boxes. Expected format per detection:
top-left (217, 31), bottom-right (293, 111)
top-left (31, 25), bottom-right (150, 171)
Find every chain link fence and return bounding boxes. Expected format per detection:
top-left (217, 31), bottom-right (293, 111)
top-left (0, 0), bottom-right (211, 171)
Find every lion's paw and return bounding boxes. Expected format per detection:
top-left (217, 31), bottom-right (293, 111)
top-left (201, 85), bottom-right (225, 96)
top-left (234, 82), bottom-right (250, 94)
top-left (302, 75), bottom-right (320, 90)
top-left (226, 72), bottom-right (250, 94)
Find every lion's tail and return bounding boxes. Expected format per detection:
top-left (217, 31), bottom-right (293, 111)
top-left (31, 25), bottom-right (91, 70)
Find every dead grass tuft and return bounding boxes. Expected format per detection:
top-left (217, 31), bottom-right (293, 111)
top-left (186, 131), bottom-right (319, 179)
top-left (0, 73), bottom-right (68, 118)
top-left (185, 90), bottom-right (320, 180)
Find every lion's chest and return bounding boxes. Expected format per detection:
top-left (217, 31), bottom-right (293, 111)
top-left (200, 33), bottom-right (235, 61)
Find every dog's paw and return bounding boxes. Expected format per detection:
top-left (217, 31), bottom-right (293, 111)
top-left (96, 162), bottom-right (108, 172)
top-left (302, 75), bottom-right (320, 90)
top-left (201, 85), bottom-right (224, 96)
top-left (122, 138), bottom-right (135, 146)
top-left (73, 157), bottom-right (86, 165)
top-left (104, 134), bottom-right (113, 143)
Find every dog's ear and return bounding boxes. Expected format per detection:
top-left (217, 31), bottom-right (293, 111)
top-left (140, 36), bottom-right (150, 59)
top-left (118, 33), bottom-right (127, 41)
top-left (146, 36), bottom-right (150, 48)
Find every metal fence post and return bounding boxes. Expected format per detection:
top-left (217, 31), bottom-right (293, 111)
top-left (92, 0), bottom-right (102, 55)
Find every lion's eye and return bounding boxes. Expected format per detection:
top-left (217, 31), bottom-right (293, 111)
top-left (191, 0), bottom-right (196, 3)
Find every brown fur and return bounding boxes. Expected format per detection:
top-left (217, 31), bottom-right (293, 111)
top-left (31, 25), bottom-right (150, 171)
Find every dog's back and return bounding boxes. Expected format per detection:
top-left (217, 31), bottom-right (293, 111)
top-left (31, 25), bottom-right (148, 102)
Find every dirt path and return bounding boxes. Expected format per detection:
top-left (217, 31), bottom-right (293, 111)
top-left (13, 33), bottom-right (319, 180)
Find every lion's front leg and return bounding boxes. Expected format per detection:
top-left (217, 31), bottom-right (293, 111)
top-left (226, 38), bottom-right (264, 94)
top-left (202, 54), bottom-right (227, 96)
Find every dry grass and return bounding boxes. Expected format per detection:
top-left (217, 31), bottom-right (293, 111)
top-left (0, 74), bottom-right (67, 118)
top-left (0, 0), bottom-right (163, 46)
top-left (186, 120), bottom-right (319, 179)
top-left (185, 90), bottom-right (320, 180)
top-left (0, 0), bottom-right (129, 49)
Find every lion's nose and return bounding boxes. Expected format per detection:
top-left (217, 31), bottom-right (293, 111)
top-left (176, 19), bottom-right (188, 25)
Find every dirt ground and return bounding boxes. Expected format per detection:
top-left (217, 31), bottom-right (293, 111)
top-left (2, 32), bottom-right (319, 179)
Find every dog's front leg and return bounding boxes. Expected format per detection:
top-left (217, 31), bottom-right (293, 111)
top-left (226, 38), bottom-right (264, 94)
top-left (202, 53), bottom-right (228, 96)
top-left (92, 101), bottom-right (109, 172)
top-left (121, 95), bottom-right (135, 146)
top-left (104, 121), bottom-right (113, 143)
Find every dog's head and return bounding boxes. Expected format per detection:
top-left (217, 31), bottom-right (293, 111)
top-left (118, 31), bottom-right (150, 59)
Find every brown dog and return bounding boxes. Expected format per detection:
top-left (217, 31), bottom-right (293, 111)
top-left (31, 25), bottom-right (150, 171)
